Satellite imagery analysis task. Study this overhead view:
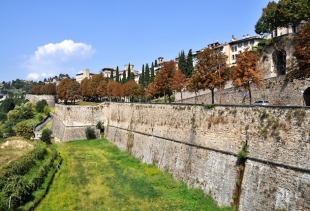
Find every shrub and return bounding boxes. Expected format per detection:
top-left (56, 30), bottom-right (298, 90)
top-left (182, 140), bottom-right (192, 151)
top-left (43, 105), bottom-right (51, 115)
top-left (85, 127), bottom-right (96, 140)
top-left (237, 150), bottom-right (247, 160)
top-left (203, 104), bottom-right (214, 109)
top-left (16, 122), bottom-right (33, 139)
top-left (0, 112), bottom-right (7, 122)
top-left (35, 100), bottom-right (48, 113)
top-left (41, 129), bottom-right (52, 144)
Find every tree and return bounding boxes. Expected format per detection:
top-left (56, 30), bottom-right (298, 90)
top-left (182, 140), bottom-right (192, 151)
top-left (96, 80), bottom-right (108, 100)
top-left (178, 50), bottom-right (187, 75)
top-left (154, 60), bottom-right (176, 103)
top-left (57, 78), bottom-right (71, 104)
top-left (16, 122), bottom-right (33, 139)
top-left (66, 80), bottom-right (81, 104)
top-left (122, 71), bottom-right (127, 84)
top-left (194, 48), bottom-right (229, 104)
top-left (276, 0), bottom-right (310, 33)
top-left (187, 71), bottom-right (204, 104)
top-left (81, 78), bottom-right (90, 100)
top-left (288, 22), bottom-right (310, 79)
top-left (127, 63), bottom-right (131, 81)
top-left (41, 128), bottom-right (52, 144)
top-left (85, 126), bottom-right (96, 139)
top-left (255, 1), bottom-right (278, 36)
top-left (230, 49), bottom-right (265, 105)
top-left (146, 82), bottom-right (159, 99)
top-left (155, 59), bottom-right (158, 67)
top-left (150, 62), bottom-right (155, 83)
top-left (116, 66), bottom-right (120, 82)
top-left (110, 68), bottom-right (114, 81)
top-left (0, 98), bottom-right (15, 113)
top-left (186, 49), bottom-right (194, 77)
top-left (144, 63), bottom-right (150, 87)
top-left (139, 64), bottom-right (145, 86)
top-left (172, 70), bottom-right (186, 102)
top-left (35, 100), bottom-right (48, 113)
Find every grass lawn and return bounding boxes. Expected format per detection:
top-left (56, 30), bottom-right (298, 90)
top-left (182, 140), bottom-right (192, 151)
top-left (36, 139), bottom-right (233, 211)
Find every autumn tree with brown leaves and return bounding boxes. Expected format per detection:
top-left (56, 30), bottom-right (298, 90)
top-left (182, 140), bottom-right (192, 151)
top-left (194, 48), bottom-right (229, 104)
top-left (57, 78), bottom-right (72, 104)
top-left (172, 69), bottom-right (186, 102)
top-left (230, 49), bottom-right (265, 105)
top-left (29, 84), bottom-right (56, 95)
top-left (96, 80), bottom-right (108, 100)
top-left (66, 80), bottom-right (81, 104)
top-left (288, 22), bottom-right (310, 79)
top-left (154, 60), bottom-right (176, 103)
top-left (146, 82), bottom-right (159, 99)
top-left (186, 71), bottom-right (204, 104)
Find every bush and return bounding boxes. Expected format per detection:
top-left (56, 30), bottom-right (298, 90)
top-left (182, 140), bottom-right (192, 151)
top-left (85, 127), bottom-right (96, 140)
top-left (16, 122), bottom-right (33, 139)
top-left (36, 100), bottom-right (48, 113)
top-left (41, 129), bottom-right (52, 144)
top-left (0, 112), bottom-right (7, 122)
top-left (43, 105), bottom-right (51, 115)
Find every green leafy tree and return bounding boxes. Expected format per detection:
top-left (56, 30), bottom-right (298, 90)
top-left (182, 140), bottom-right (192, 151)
top-left (255, 1), bottom-right (278, 36)
top-left (44, 105), bottom-right (51, 115)
top-left (16, 122), bottom-right (33, 139)
top-left (0, 98), bottom-right (15, 113)
top-left (35, 100), bottom-right (48, 113)
top-left (41, 128), bottom-right (52, 144)
top-left (122, 71), bottom-right (127, 84)
top-left (276, 0), bottom-right (310, 33)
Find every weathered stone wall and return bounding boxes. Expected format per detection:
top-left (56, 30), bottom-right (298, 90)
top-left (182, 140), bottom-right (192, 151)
top-left (175, 76), bottom-right (310, 106)
top-left (25, 94), bottom-right (56, 107)
top-left (52, 103), bottom-right (310, 210)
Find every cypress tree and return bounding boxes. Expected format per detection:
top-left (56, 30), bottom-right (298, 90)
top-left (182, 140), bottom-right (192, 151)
top-left (178, 50), bottom-right (187, 75)
top-left (155, 59), bottom-right (158, 67)
top-left (144, 63), bottom-right (150, 87)
top-left (110, 68), bottom-right (114, 81)
top-left (122, 71), bottom-right (126, 84)
top-left (150, 62), bottom-right (155, 83)
top-left (127, 63), bottom-right (131, 81)
top-left (116, 66), bottom-right (120, 82)
top-left (139, 64), bottom-right (145, 86)
top-left (186, 49), bottom-right (194, 78)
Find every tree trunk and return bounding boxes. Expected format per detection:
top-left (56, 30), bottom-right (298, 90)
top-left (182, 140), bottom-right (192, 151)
top-left (248, 84), bottom-right (252, 105)
top-left (211, 88), bottom-right (214, 104)
top-left (181, 91), bottom-right (183, 103)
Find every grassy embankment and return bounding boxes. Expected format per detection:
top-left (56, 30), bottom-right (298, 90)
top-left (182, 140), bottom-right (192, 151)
top-left (36, 139), bottom-right (234, 211)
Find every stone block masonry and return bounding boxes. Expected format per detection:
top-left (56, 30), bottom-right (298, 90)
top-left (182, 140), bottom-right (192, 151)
top-left (25, 94), bottom-right (56, 107)
top-left (52, 102), bottom-right (310, 210)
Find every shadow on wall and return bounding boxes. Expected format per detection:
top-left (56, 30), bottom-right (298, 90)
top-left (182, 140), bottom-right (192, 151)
top-left (304, 87), bottom-right (310, 106)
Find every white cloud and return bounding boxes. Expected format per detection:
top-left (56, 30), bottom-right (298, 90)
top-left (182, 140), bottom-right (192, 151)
top-left (22, 40), bottom-right (95, 80)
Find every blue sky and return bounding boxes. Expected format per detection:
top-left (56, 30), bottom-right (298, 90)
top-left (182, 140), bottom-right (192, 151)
top-left (0, 0), bottom-right (272, 82)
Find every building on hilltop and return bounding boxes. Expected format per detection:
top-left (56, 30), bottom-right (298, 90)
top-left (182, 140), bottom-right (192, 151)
top-left (76, 68), bottom-right (95, 83)
top-left (102, 64), bottom-right (140, 83)
top-left (228, 34), bottom-right (265, 66)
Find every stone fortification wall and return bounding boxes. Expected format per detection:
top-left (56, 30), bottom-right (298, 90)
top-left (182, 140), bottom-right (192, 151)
top-left (25, 94), bottom-right (56, 107)
top-left (52, 103), bottom-right (310, 210)
top-left (175, 76), bottom-right (310, 106)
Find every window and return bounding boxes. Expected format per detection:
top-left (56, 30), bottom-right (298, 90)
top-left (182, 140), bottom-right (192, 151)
top-left (232, 55), bottom-right (235, 60)
top-left (238, 43), bottom-right (242, 47)
top-left (250, 40), bottom-right (254, 45)
top-left (235, 46), bottom-right (237, 51)
top-left (244, 41), bottom-right (248, 46)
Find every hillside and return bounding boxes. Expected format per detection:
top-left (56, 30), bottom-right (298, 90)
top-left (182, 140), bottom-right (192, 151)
top-left (36, 139), bottom-right (233, 211)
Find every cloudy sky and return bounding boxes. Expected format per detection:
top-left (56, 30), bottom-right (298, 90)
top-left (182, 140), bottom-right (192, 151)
top-left (0, 0), bottom-right (272, 82)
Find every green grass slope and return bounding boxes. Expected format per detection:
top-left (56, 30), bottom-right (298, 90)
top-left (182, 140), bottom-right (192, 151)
top-left (36, 139), bottom-right (233, 211)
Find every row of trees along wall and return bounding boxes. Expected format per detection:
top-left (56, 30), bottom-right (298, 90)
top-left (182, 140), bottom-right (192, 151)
top-left (52, 102), bottom-right (310, 211)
